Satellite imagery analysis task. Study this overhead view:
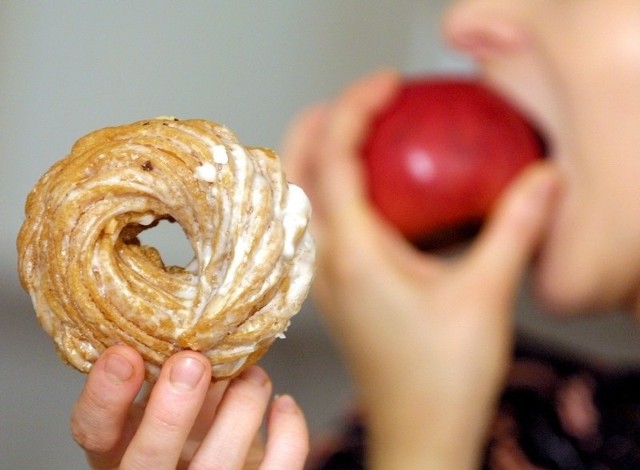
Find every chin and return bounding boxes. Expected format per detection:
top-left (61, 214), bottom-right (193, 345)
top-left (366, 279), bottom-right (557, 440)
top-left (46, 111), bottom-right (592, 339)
top-left (532, 275), bottom-right (584, 316)
top-left (531, 258), bottom-right (627, 317)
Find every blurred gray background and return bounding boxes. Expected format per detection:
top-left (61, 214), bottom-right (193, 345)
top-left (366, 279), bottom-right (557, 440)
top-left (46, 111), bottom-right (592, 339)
top-left (2, 2), bottom-right (640, 468)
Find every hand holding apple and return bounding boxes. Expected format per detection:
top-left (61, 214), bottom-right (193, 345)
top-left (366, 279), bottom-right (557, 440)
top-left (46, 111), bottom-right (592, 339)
top-left (362, 77), bottom-right (544, 247)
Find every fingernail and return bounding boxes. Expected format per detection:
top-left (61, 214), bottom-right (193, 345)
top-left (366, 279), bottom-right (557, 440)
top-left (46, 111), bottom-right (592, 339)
top-left (104, 353), bottom-right (134, 384)
top-left (240, 366), bottom-right (269, 386)
top-left (532, 165), bottom-right (560, 197)
top-left (274, 394), bottom-right (298, 413)
top-left (170, 357), bottom-right (205, 391)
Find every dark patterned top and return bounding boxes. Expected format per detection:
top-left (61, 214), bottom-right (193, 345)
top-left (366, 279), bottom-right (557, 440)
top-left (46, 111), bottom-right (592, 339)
top-left (309, 338), bottom-right (640, 470)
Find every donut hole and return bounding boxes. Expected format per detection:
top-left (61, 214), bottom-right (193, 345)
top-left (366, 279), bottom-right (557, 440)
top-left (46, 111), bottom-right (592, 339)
top-left (137, 219), bottom-right (194, 269)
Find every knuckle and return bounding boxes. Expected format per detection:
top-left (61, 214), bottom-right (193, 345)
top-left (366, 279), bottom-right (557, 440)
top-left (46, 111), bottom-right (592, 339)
top-left (325, 245), bottom-right (371, 287)
top-left (69, 391), bottom-right (120, 453)
top-left (186, 459), bottom-right (214, 470)
top-left (85, 385), bottom-right (112, 414)
top-left (226, 380), bottom-right (269, 411)
top-left (148, 405), bottom-right (184, 435)
top-left (70, 414), bottom-right (114, 453)
top-left (120, 449), bottom-right (158, 470)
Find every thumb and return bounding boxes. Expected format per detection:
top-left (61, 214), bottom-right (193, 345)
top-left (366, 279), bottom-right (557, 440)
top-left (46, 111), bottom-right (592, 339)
top-left (464, 162), bottom-right (561, 303)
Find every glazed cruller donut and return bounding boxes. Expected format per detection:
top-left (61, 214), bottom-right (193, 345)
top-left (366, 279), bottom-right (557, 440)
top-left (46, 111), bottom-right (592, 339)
top-left (17, 117), bottom-right (315, 381)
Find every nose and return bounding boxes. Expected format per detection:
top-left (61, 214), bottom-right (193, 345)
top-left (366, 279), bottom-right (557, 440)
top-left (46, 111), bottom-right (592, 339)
top-left (442, 0), bottom-right (528, 60)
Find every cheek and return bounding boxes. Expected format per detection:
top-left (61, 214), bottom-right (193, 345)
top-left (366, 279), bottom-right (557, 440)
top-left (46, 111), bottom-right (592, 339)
top-left (532, 184), bottom-right (595, 313)
top-left (533, 29), bottom-right (640, 312)
top-left (534, 170), bottom-right (640, 314)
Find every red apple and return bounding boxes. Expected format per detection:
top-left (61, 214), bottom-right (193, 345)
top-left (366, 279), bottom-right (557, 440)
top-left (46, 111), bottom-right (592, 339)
top-left (362, 77), bottom-right (544, 246)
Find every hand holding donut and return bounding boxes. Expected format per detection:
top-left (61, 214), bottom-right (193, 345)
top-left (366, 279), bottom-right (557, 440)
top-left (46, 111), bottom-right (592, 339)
top-left (70, 345), bottom-right (308, 470)
top-left (18, 117), bottom-right (314, 468)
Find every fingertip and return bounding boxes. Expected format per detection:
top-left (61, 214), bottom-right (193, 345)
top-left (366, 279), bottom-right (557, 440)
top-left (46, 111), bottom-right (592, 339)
top-left (298, 102), bottom-right (330, 126)
top-left (359, 67), bottom-right (403, 95)
top-left (83, 345), bottom-right (146, 405)
top-left (71, 346), bottom-right (145, 456)
top-left (486, 161), bottom-right (559, 239)
top-left (187, 366), bottom-right (273, 469)
top-left (223, 365), bottom-right (273, 404)
top-left (515, 160), bottom-right (561, 192)
top-left (281, 102), bottom-right (330, 197)
top-left (500, 162), bottom-right (561, 230)
top-left (118, 352), bottom-right (213, 468)
top-left (336, 68), bottom-right (402, 120)
top-left (238, 365), bottom-right (271, 387)
top-left (270, 393), bottom-right (308, 443)
top-left (272, 394), bottom-right (304, 416)
top-left (317, 70), bottom-right (403, 227)
top-left (163, 350), bottom-right (212, 392)
top-left (262, 394), bottom-right (309, 469)
top-left (283, 102), bottom-right (329, 155)
top-left (97, 345), bottom-right (145, 385)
